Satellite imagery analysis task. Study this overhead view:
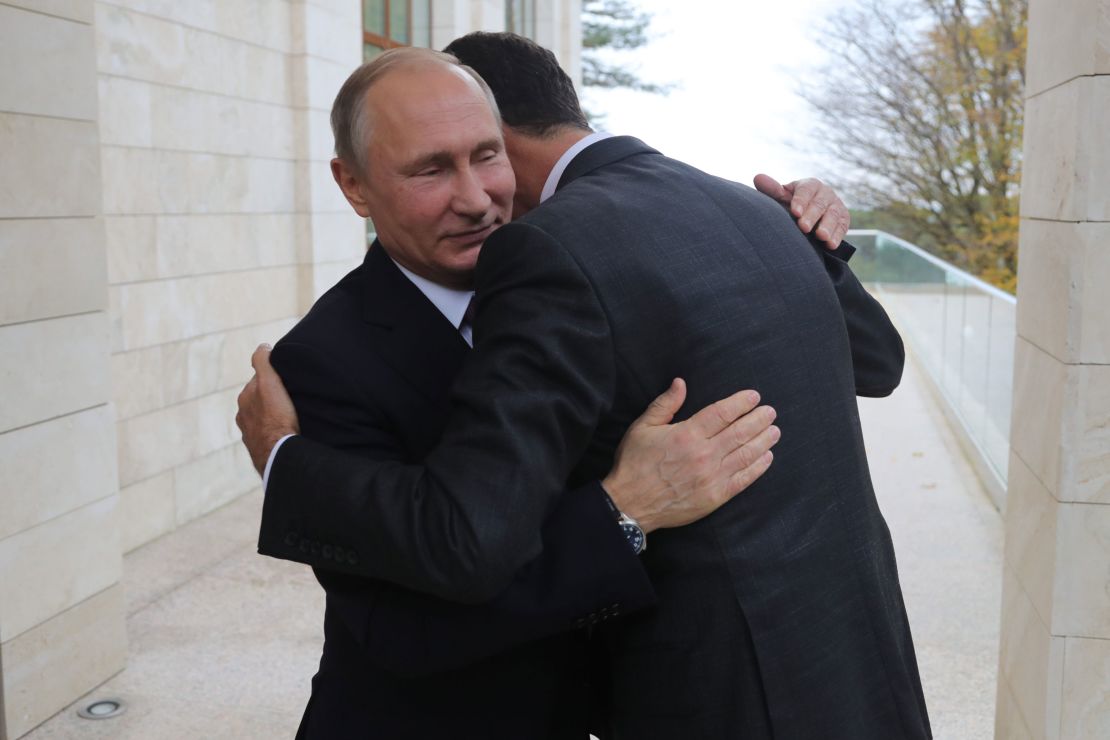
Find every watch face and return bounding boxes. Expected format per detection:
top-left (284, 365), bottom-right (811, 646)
top-left (620, 522), bottom-right (645, 554)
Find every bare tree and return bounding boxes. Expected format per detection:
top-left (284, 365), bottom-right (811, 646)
top-left (803, 0), bottom-right (1026, 292)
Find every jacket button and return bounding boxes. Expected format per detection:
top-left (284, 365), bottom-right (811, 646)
top-left (347, 550), bottom-right (359, 566)
top-left (333, 546), bottom-right (345, 561)
top-left (322, 545), bottom-right (333, 560)
top-left (298, 537), bottom-right (310, 552)
top-left (284, 532), bottom-right (298, 547)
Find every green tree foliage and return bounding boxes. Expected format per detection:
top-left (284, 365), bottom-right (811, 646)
top-left (804, 0), bottom-right (1026, 293)
top-left (581, 0), bottom-right (671, 94)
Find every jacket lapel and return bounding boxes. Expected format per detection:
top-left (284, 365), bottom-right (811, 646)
top-left (556, 136), bottom-right (660, 193)
top-left (361, 242), bottom-right (470, 401)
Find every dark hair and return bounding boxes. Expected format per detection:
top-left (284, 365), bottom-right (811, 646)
top-left (443, 32), bottom-right (590, 137)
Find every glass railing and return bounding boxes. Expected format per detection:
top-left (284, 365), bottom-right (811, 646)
top-left (848, 230), bottom-right (1015, 500)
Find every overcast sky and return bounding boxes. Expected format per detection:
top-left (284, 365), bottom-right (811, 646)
top-left (581, 0), bottom-right (850, 189)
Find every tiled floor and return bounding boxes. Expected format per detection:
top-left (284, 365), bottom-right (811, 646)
top-left (27, 357), bottom-right (1002, 739)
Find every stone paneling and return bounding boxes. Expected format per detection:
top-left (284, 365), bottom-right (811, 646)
top-left (0, 218), bottom-right (107, 325)
top-left (1060, 635), bottom-right (1110, 738)
top-left (1015, 221), bottom-right (1110, 367)
top-left (1021, 76), bottom-right (1110, 223)
top-left (118, 470), bottom-right (175, 553)
top-left (304, 159), bottom-right (352, 213)
top-left (0, 0), bottom-right (93, 24)
top-left (995, 678), bottom-right (1036, 740)
top-left (996, 564), bottom-right (1064, 740)
top-left (94, 3), bottom-right (291, 105)
top-left (1054, 502), bottom-right (1110, 637)
top-left (0, 585), bottom-right (126, 740)
top-left (1025, 0), bottom-right (1110, 98)
top-left (302, 56), bottom-right (354, 114)
top-left (301, 108), bottom-right (336, 162)
top-left (105, 213), bottom-right (299, 285)
top-left (173, 443), bottom-right (259, 525)
top-left (1009, 337), bottom-right (1070, 499)
top-left (97, 0), bottom-right (294, 52)
top-left (1074, 364), bottom-right (1110, 504)
top-left (109, 266), bottom-right (298, 351)
top-left (101, 147), bottom-right (297, 216)
top-left (0, 3), bottom-right (97, 120)
top-left (1077, 222), bottom-right (1110, 366)
top-left (0, 313), bottom-right (111, 434)
top-left (0, 406), bottom-right (118, 542)
top-left (96, 75), bottom-right (153, 147)
top-left (148, 85), bottom-right (297, 159)
top-left (111, 317), bottom-right (296, 420)
top-left (0, 113), bottom-right (101, 219)
top-left (295, 0), bottom-right (362, 64)
top-left (115, 387), bottom-right (243, 486)
top-left (0, 496), bottom-right (121, 643)
top-left (1003, 453), bottom-right (1059, 632)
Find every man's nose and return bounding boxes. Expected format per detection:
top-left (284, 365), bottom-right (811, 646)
top-left (452, 166), bottom-right (493, 217)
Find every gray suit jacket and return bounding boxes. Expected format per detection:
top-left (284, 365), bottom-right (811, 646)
top-left (261, 137), bottom-right (930, 739)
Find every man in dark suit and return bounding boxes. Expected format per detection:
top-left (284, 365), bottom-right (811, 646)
top-left (239, 38), bottom-right (929, 738)
top-left (246, 47), bottom-right (846, 739)
top-left (268, 238), bottom-right (782, 738)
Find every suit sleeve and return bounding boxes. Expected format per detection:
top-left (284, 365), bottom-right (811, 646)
top-left (260, 221), bottom-right (626, 605)
top-left (812, 240), bottom-right (905, 397)
top-left (266, 337), bottom-right (655, 673)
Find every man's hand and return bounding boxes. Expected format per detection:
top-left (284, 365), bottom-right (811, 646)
top-left (753, 174), bottom-right (850, 249)
top-left (602, 379), bottom-right (779, 534)
top-left (236, 344), bottom-right (300, 475)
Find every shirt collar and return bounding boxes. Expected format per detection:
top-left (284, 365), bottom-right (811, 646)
top-left (390, 258), bottom-right (473, 330)
top-left (539, 131), bottom-right (614, 204)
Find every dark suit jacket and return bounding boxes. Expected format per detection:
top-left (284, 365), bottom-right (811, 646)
top-left (269, 244), bottom-right (655, 739)
top-left (262, 137), bottom-right (931, 739)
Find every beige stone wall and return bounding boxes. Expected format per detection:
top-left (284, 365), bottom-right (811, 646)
top-left (996, 0), bottom-right (1110, 737)
top-left (95, 0), bottom-right (365, 552)
top-left (0, 2), bottom-right (127, 738)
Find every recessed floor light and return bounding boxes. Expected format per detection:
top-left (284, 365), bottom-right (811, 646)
top-left (77, 698), bottom-right (125, 720)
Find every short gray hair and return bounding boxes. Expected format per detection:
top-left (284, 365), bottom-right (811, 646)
top-left (330, 47), bottom-right (501, 176)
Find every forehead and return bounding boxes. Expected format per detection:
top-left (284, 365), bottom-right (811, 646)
top-left (365, 65), bottom-right (502, 157)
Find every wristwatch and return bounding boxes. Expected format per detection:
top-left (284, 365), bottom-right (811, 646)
top-left (602, 491), bottom-right (647, 554)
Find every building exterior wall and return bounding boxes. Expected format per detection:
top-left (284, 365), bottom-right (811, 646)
top-left (0, 3), bottom-right (126, 738)
top-left (995, 0), bottom-right (1110, 736)
top-left (0, 1), bottom-right (581, 736)
top-left (96, 0), bottom-right (365, 554)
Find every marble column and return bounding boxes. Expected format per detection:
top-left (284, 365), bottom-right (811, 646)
top-left (996, 0), bottom-right (1110, 737)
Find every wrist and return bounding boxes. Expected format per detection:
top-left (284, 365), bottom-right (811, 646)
top-left (600, 479), bottom-right (657, 537)
top-left (603, 481), bottom-right (652, 550)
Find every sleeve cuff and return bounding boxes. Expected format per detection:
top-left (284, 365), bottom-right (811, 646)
top-left (262, 433), bottom-right (297, 493)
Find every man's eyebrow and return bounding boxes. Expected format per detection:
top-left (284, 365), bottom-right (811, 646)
top-left (474, 138), bottom-right (503, 153)
top-left (406, 151), bottom-right (453, 172)
top-left (405, 139), bottom-right (504, 172)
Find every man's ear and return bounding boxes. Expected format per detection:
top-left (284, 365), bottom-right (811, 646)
top-left (331, 158), bottom-right (372, 218)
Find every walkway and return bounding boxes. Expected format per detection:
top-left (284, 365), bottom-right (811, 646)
top-left (27, 357), bottom-right (1004, 739)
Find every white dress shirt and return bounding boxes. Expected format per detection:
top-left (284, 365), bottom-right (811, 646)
top-left (263, 132), bottom-right (613, 491)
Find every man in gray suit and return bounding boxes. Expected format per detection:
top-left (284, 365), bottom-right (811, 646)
top-left (240, 36), bottom-right (929, 738)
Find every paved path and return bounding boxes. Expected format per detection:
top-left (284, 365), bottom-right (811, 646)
top-left (28, 358), bottom-right (1003, 739)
